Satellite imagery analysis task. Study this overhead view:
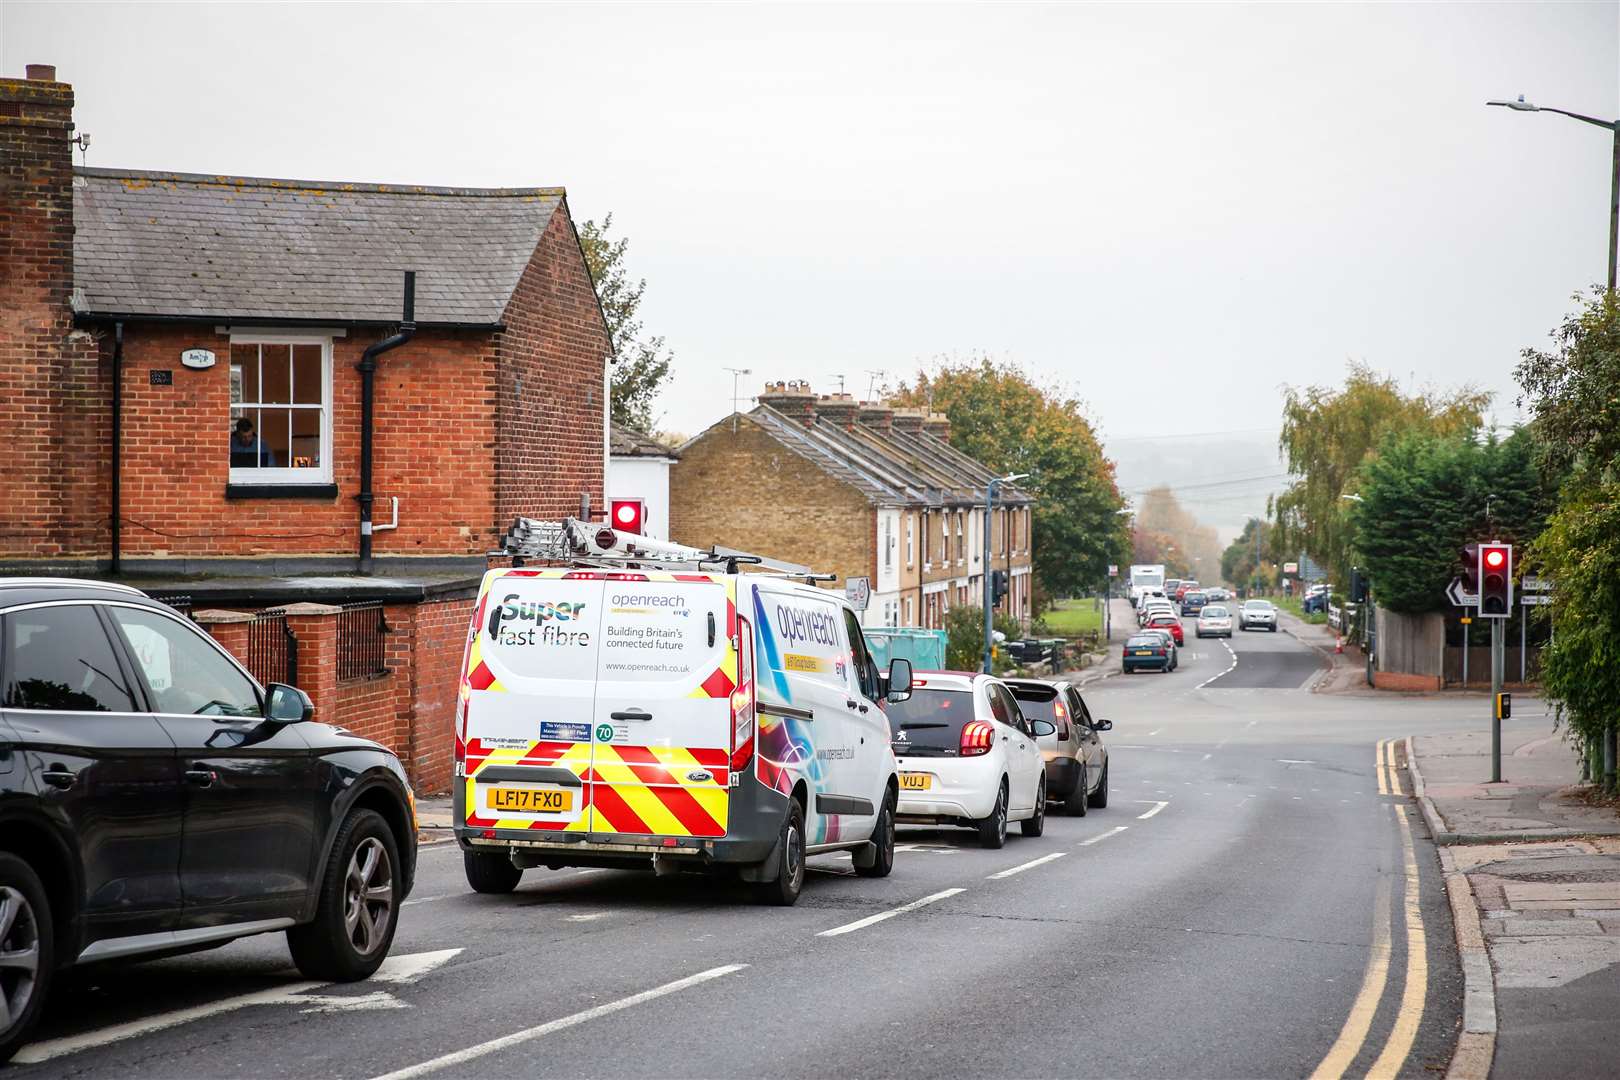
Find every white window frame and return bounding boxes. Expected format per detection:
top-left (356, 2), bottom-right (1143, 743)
top-left (228, 331), bottom-right (334, 486)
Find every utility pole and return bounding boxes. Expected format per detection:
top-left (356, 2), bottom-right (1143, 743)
top-left (982, 473), bottom-right (1028, 674)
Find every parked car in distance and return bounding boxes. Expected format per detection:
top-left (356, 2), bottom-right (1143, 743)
top-left (1145, 612), bottom-right (1184, 645)
top-left (889, 672), bottom-right (1050, 848)
top-left (1205, 587), bottom-right (1230, 603)
top-left (1174, 580), bottom-right (1200, 601)
top-left (1138, 627), bottom-right (1179, 669)
top-left (1139, 601), bottom-right (1176, 627)
top-left (1240, 599), bottom-right (1279, 631)
top-left (1123, 633), bottom-right (1174, 673)
top-left (1002, 679), bottom-right (1111, 816)
top-left (1163, 580), bottom-right (1182, 603)
top-left (1180, 590), bottom-right (1209, 616)
top-left (0, 579), bottom-right (418, 1063)
top-left (1196, 604), bottom-right (1234, 638)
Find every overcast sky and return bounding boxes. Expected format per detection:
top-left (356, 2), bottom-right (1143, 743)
top-left (6, 1), bottom-right (1617, 520)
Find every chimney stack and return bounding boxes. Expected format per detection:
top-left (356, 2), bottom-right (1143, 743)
top-left (857, 401), bottom-right (894, 433)
top-left (922, 412), bottom-right (952, 443)
top-left (892, 408), bottom-right (927, 436)
top-left (757, 379), bottom-right (816, 427)
top-left (816, 393), bottom-right (858, 430)
top-left (25, 64), bottom-right (57, 82)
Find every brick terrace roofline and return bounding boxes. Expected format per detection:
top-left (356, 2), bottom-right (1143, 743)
top-left (70, 310), bottom-right (505, 331)
top-left (74, 166), bottom-right (567, 200)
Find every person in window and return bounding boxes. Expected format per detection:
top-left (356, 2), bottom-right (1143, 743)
top-left (230, 417), bottom-right (276, 468)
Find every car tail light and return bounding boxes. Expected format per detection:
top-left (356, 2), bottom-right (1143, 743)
top-left (730, 616), bottom-right (756, 772)
top-left (961, 720), bottom-right (994, 757)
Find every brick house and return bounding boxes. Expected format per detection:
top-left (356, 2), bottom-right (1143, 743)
top-left (1, 66), bottom-right (611, 791)
top-left (669, 382), bottom-right (1034, 631)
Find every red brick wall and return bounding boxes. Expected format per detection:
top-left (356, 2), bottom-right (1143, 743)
top-left (0, 73), bottom-right (107, 560)
top-left (494, 202), bottom-right (608, 524)
top-left (100, 324), bottom-right (500, 560)
top-left (405, 597), bottom-right (472, 792)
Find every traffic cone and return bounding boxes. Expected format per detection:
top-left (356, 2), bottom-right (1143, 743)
top-left (1335, 635), bottom-right (1344, 654)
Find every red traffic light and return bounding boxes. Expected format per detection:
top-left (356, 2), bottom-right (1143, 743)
top-left (610, 499), bottom-right (645, 535)
top-left (1484, 548), bottom-right (1506, 569)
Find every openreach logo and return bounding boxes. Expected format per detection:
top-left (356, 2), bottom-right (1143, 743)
top-left (489, 594), bottom-right (591, 647)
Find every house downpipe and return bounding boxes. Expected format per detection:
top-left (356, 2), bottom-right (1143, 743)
top-left (357, 272), bottom-right (416, 575)
top-left (110, 321), bottom-right (124, 575)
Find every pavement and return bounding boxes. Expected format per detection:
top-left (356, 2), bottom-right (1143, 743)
top-left (1407, 713), bottom-right (1620, 1079)
top-left (14, 606), bottom-right (1488, 1079)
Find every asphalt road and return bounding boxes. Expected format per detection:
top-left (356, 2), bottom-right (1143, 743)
top-left (11, 604), bottom-right (1472, 1079)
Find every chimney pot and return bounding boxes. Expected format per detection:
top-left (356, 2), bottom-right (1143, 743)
top-left (757, 380), bottom-right (817, 428)
top-left (25, 64), bottom-right (57, 81)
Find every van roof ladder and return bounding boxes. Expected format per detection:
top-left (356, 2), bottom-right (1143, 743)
top-left (495, 517), bottom-right (837, 583)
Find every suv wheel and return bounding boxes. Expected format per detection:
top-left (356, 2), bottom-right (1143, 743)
top-left (754, 799), bottom-right (805, 906)
top-left (464, 850), bottom-right (524, 894)
top-left (288, 809), bottom-right (400, 981)
top-left (0, 855), bottom-right (51, 1065)
top-left (854, 791), bottom-right (896, 878)
top-left (976, 781), bottom-right (1009, 849)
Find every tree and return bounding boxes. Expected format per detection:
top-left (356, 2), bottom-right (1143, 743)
top-left (1349, 430), bottom-right (1553, 614)
top-left (887, 358), bottom-right (1129, 600)
top-left (577, 214), bottom-right (674, 432)
top-left (1516, 288), bottom-right (1620, 484)
top-left (1135, 486), bottom-right (1221, 580)
top-left (1221, 518), bottom-right (1272, 588)
top-left (1272, 362), bottom-right (1490, 584)
top-left (944, 604), bottom-right (1022, 673)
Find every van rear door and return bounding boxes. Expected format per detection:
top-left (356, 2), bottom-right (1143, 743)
top-left (590, 575), bottom-right (732, 839)
top-left (462, 570), bottom-right (605, 833)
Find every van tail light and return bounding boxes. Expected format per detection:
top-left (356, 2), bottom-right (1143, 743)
top-left (731, 616), bottom-right (756, 772)
top-left (960, 720), bottom-right (994, 757)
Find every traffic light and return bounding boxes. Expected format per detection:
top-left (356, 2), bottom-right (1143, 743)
top-left (991, 569), bottom-right (1009, 607)
top-left (1350, 568), bottom-right (1369, 605)
top-left (1460, 542), bottom-right (1481, 598)
top-left (609, 499), bottom-right (645, 536)
top-left (1479, 542), bottom-right (1512, 617)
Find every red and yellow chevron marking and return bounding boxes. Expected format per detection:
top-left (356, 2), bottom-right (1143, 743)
top-left (587, 744), bottom-right (729, 837)
top-left (463, 739), bottom-right (592, 832)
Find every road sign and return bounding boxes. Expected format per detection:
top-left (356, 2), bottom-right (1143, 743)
top-left (1446, 577), bottom-right (1478, 608)
top-left (1107, 564), bottom-right (1118, 577)
top-left (1283, 562), bottom-right (1299, 575)
top-left (845, 576), bottom-right (871, 611)
top-left (1521, 593), bottom-right (1551, 606)
top-left (1521, 575), bottom-right (1552, 592)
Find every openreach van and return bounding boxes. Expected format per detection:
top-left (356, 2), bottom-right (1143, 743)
top-left (1128, 564), bottom-right (1166, 602)
top-left (452, 519), bottom-right (911, 905)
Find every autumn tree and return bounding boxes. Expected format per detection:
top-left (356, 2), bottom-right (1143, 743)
top-left (887, 358), bottom-right (1129, 600)
top-left (1272, 362), bottom-right (1490, 583)
top-left (578, 214), bottom-right (674, 432)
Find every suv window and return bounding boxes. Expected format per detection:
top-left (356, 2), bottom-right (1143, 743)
top-left (109, 606), bottom-right (262, 717)
top-left (1066, 688), bottom-right (1093, 731)
top-left (2, 605), bottom-right (137, 712)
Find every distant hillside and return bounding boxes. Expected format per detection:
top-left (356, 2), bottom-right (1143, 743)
top-left (1106, 431), bottom-right (1291, 545)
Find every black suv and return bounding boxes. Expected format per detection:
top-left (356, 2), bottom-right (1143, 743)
top-left (0, 579), bottom-right (417, 1062)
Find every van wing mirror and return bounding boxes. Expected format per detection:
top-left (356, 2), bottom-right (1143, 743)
top-left (886, 658), bottom-right (913, 703)
top-left (265, 683), bottom-right (314, 724)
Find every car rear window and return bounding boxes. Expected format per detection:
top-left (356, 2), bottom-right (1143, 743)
top-left (1126, 635), bottom-right (1163, 649)
top-left (886, 688), bottom-right (976, 757)
top-left (1006, 682), bottom-right (1062, 728)
top-left (1202, 606), bottom-right (1228, 617)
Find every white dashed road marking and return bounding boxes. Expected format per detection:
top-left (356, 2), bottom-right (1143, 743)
top-left (1136, 801), bottom-right (1169, 819)
top-left (818, 888), bottom-right (967, 937)
top-left (1079, 826), bottom-right (1130, 846)
top-left (987, 852), bottom-right (1067, 879)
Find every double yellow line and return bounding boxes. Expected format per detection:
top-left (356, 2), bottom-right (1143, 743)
top-left (1311, 745), bottom-right (1427, 1079)
top-left (1375, 738), bottom-right (1406, 797)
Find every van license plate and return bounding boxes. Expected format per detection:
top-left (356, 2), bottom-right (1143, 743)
top-left (899, 773), bottom-right (931, 791)
top-left (489, 787), bottom-right (573, 813)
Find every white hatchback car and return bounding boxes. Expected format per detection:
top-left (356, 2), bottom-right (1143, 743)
top-left (886, 672), bottom-right (1051, 848)
top-left (1196, 604), bottom-right (1234, 638)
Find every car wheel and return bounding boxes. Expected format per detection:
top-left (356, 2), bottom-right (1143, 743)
top-left (1066, 764), bottom-right (1090, 816)
top-left (463, 849), bottom-right (524, 894)
top-left (0, 854), bottom-right (51, 1066)
top-left (854, 791), bottom-right (896, 878)
top-left (1021, 778), bottom-right (1047, 837)
top-left (976, 781), bottom-right (1009, 849)
top-left (1088, 762), bottom-right (1110, 809)
top-left (754, 799), bottom-right (806, 905)
top-left (287, 808), bottom-right (401, 982)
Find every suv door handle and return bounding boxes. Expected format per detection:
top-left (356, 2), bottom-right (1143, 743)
top-left (184, 767), bottom-right (217, 788)
top-left (41, 768), bottom-right (77, 790)
top-left (609, 710), bottom-right (652, 722)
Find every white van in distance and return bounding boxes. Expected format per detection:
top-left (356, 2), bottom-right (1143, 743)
top-left (453, 522), bottom-right (912, 906)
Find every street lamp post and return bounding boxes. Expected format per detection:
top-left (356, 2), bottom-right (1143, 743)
top-left (983, 473), bottom-right (1029, 674)
top-left (1488, 95), bottom-right (1620, 292)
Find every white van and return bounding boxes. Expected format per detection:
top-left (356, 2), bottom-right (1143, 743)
top-left (453, 564), bottom-right (910, 905)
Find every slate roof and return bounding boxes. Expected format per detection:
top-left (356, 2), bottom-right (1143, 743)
top-left (719, 407), bottom-right (1031, 509)
top-left (71, 168), bottom-right (566, 326)
top-left (609, 422), bottom-right (678, 460)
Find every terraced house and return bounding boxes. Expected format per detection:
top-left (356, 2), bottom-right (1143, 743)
top-left (670, 382), bottom-right (1034, 630)
top-left (0, 66), bottom-right (611, 791)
